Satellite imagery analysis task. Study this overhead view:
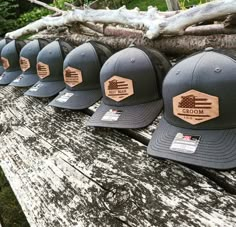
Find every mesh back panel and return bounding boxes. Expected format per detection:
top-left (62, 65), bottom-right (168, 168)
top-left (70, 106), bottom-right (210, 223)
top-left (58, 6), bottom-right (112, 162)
top-left (58, 40), bottom-right (74, 59)
top-left (135, 46), bottom-right (171, 96)
top-left (88, 41), bottom-right (114, 66)
top-left (38, 38), bottom-right (50, 50)
top-left (15, 40), bottom-right (26, 55)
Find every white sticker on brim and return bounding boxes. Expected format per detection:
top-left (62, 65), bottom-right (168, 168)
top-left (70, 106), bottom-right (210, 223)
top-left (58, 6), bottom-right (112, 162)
top-left (56, 93), bottom-right (74, 103)
top-left (101, 109), bottom-right (122, 122)
top-left (0, 75), bottom-right (4, 81)
top-left (29, 83), bottom-right (43, 92)
top-left (13, 76), bottom-right (23, 83)
top-left (170, 133), bottom-right (200, 154)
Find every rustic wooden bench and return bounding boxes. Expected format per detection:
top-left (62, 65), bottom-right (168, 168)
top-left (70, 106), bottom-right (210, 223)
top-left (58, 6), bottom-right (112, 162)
top-left (0, 85), bottom-right (236, 226)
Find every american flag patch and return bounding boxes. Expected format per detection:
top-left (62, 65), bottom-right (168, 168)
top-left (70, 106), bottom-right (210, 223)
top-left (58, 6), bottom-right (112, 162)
top-left (37, 62), bottom-right (50, 79)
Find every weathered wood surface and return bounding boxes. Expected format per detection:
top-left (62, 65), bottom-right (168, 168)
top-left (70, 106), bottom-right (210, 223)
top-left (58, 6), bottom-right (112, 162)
top-left (165, 0), bottom-right (180, 11)
top-left (33, 30), bottom-right (236, 56)
top-left (88, 103), bottom-right (236, 194)
top-left (0, 86), bottom-right (236, 226)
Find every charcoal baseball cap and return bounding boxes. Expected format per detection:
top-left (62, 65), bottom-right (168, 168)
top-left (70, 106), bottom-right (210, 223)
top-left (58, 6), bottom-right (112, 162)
top-left (10, 39), bottom-right (50, 87)
top-left (49, 41), bottom-right (113, 109)
top-left (0, 40), bottom-right (25, 85)
top-left (0, 38), bottom-right (12, 75)
top-left (25, 40), bottom-right (73, 97)
top-left (87, 46), bottom-right (171, 128)
top-left (148, 48), bottom-right (236, 170)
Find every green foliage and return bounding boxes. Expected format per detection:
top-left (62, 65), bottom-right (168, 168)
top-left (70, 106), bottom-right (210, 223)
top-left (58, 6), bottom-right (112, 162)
top-left (0, 167), bottom-right (29, 227)
top-left (0, 0), bottom-right (19, 36)
top-left (17, 7), bottom-right (50, 29)
top-left (126, 0), bottom-right (209, 11)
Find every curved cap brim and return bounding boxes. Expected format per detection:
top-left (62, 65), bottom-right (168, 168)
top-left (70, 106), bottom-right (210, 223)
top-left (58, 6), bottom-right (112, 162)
top-left (0, 70), bottom-right (22, 85)
top-left (24, 80), bottom-right (65, 98)
top-left (0, 66), bottom-right (4, 75)
top-left (49, 88), bottom-right (102, 110)
top-left (9, 73), bottom-right (39, 87)
top-left (87, 99), bottom-right (163, 129)
top-left (147, 118), bottom-right (236, 170)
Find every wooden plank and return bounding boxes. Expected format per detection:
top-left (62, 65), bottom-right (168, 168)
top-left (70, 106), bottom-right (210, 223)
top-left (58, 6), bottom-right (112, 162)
top-left (0, 88), bottom-right (236, 226)
top-left (165, 0), bottom-right (180, 11)
top-left (88, 103), bottom-right (236, 194)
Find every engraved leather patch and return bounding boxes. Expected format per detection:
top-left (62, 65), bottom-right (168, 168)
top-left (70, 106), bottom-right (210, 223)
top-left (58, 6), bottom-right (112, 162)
top-left (20, 57), bottom-right (30, 72)
top-left (37, 62), bottom-right (50, 79)
top-left (104, 75), bottom-right (134, 102)
top-left (1, 57), bottom-right (10, 70)
top-left (64, 66), bottom-right (83, 87)
top-left (173, 90), bottom-right (219, 125)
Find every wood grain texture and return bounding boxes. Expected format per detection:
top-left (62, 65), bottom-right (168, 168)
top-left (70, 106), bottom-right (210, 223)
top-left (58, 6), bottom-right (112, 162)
top-left (0, 87), bottom-right (236, 226)
top-left (88, 98), bottom-right (236, 194)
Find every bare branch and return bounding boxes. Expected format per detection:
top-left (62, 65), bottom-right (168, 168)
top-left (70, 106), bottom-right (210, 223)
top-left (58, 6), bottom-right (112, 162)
top-left (27, 0), bottom-right (63, 13)
top-left (6, 0), bottom-right (236, 39)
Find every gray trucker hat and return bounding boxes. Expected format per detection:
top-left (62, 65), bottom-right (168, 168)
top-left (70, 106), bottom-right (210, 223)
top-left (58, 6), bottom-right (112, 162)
top-left (49, 41), bottom-right (113, 109)
top-left (0, 38), bottom-right (12, 75)
top-left (25, 40), bottom-right (73, 97)
top-left (0, 40), bottom-right (25, 85)
top-left (87, 46), bottom-right (171, 128)
top-left (148, 48), bottom-right (236, 170)
top-left (10, 39), bottom-right (50, 87)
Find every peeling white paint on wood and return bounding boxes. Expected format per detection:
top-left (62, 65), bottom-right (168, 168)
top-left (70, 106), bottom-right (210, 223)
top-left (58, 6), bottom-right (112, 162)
top-left (0, 86), bottom-right (236, 226)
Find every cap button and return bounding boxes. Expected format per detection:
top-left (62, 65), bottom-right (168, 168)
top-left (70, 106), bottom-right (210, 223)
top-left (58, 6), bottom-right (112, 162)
top-left (214, 67), bottom-right (222, 73)
top-left (130, 58), bottom-right (135, 63)
top-left (176, 70), bottom-right (181, 75)
top-left (205, 47), bottom-right (214, 52)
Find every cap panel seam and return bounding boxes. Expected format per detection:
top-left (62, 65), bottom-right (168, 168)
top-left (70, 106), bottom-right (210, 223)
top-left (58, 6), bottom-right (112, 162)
top-left (191, 52), bottom-right (207, 89)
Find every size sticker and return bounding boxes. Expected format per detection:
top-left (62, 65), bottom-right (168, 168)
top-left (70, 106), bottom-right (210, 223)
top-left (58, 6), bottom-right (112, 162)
top-left (0, 73), bottom-right (5, 80)
top-left (13, 76), bottom-right (23, 83)
top-left (56, 93), bottom-right (74, 103)
top-left (29, 83), bottom-right (43, 92)
top-left (170, 133), bottom-right (200, 154)
top-left (101, 109), bottom-right (122, 121)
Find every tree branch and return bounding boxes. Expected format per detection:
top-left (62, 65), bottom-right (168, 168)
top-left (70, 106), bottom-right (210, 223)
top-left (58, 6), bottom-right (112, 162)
top-left (28, 0), bottom-right (63, 13)
top-left (5, 0), bottom-right (236, 39)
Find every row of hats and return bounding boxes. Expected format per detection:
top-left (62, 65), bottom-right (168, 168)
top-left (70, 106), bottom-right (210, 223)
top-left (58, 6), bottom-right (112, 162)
top-left (1, 39), bottom-right (235, 170)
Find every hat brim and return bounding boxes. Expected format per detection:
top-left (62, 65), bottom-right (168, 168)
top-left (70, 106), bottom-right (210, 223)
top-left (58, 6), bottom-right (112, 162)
top-left (87, 99), bottom-right (163, 129)
top-left (49, 88), bottom-right (102, 110)
top-left (24, 80), bottom-right (65, 98)
top-left (0, 66), bottom-right (4, 75)
top-left (9, 73), bottom-right (39, 87)
top-left (0, 70), bottom-right (22, 85)
top-left (147, 118), bottom-right (236, 170)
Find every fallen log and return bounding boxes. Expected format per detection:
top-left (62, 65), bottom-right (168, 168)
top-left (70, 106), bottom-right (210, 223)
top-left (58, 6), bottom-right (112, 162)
top-left (5, 0), bottom-right (236, 40)
top-left (32, 29), bottom-right (236, 56)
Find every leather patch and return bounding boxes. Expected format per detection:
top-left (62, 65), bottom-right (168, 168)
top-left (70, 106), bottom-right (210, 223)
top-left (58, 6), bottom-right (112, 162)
top-left (37, 62), bottom-right (50, 79)
top-left (20, 57), bottom-right (30, 72)
top-left (173, 89), bottom-right (219, 125)
top-left (104, 75), bottom-right (134, 102)
top-left (1, 57), bottom-right (10, 70)
top-left (64, 66), bottom-right (83, 87)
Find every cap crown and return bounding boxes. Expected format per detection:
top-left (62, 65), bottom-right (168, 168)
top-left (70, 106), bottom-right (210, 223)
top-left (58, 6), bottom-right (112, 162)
top-left (63, 42), bottom-right (112, 91)
top-left (1, 40), bottom-right (25, 72)
top-left (101, 47), bottom-right (169, 106)
top-left (0, 38), bottom-right (12, 55)
top-left (20, 39), bottom-right (49, 74)
top-left (37, 40), bottom-right (73, 82)
top-left (163, 50), bottom-right (236, 129)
